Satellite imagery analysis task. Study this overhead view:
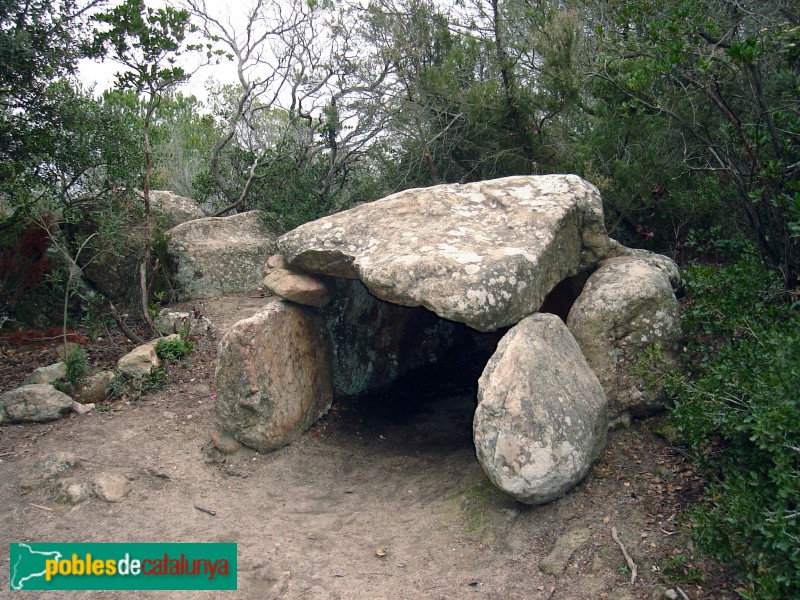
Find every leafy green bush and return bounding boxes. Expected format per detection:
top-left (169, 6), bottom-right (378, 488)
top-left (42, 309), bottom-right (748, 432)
top-left (666, 250), bottom-right (800, 598)
top-left (64, 348), bottom-right (90, 386)
top-left (154, 336), bottom-right (194, 362)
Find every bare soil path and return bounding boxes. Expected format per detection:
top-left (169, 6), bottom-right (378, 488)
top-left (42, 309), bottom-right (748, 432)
top-left (0, 294), bottom-right (734, 599)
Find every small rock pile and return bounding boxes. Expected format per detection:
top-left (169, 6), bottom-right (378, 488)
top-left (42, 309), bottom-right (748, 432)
top-left (0, 330), bottom-right (201, 425)
top-left (20, 452), bottom-right (130, 507)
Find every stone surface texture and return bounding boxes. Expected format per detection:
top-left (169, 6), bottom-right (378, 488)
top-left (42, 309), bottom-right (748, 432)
top-left (474, 313), bottom-right (608, 505)
top-left (607, 240), bottom-right (683, 290)
top-left (567, 255), bottom-right (682, 425)
top-left (65, 371), bottom-right (115, 404)
top-left (155, 309), bottom-right (212, 336)
top-left (278, 175), bottom-right (610, 331)
top-left (21, 452), bottom-right (82, 490)
top-left (263, 254), bottom-right (333, 307)
top-left (539, 527), bottom-right (593, 576)
top-left (149, 190), bottom-right (207, 228)
top-left (93, 474), bottom-right (130, 502)
top-left (215, 300), bottom-right (334, 452)
top-left (321, 279), bottom-right (458, 397)
top-left (23, 362), bottom-right (67, 385)
top-left (117, 342), bottom-right (161, 379)
top-left (167, 210), bottom-right (276, 299)
top-left (0, 385), bottom-right (81, 424)
top-left (57, 480), bottom-right (93, 505)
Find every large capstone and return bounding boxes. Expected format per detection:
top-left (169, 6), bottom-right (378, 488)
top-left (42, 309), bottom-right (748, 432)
top-left (473, 313), bottom-right (608, 505)
top-left (167, 210), bottom-right (276, 299)
top-left (567, 254), bottom-right (682, 425)
top-left (215, 300), bottom-right (334, 452)
top-left (278, 175), bottom-right (610, 332)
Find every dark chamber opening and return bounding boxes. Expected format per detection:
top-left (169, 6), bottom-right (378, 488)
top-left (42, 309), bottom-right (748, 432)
top-left (330, 323), bottom-right (505, 450)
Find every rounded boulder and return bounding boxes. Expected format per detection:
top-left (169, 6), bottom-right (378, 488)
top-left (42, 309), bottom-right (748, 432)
top-left (474, 313), bottom-right (608, 505)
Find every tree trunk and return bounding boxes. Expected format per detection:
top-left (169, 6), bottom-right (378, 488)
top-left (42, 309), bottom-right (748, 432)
top-left (140, 107), bottom-right (156, 332)
top-left (491, 0), bottom-right (534, 164)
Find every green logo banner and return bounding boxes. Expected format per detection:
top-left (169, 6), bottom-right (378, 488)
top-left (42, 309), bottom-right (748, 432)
top-left (9, 543), bottom-right (237, 590)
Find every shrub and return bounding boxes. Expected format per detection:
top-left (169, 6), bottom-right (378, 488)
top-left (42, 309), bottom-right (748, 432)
top-left (64, 348), bottom-right (90, 386)
top-left (154, 336), bottom-right (194, 362)
top-left (666, 249), bottom-right (800, 598)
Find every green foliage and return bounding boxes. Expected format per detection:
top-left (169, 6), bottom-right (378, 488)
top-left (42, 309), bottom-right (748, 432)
top-left (90, 0), bottom-right (196, 97)
top-left (140, 365), bottom-right (169, 394)
top-left (1, 82), bottom-right (145, 222)
top-left (149, 230), bottom-right (178, 304)
top-left (666, 251), bottom-right (800, 597)
top-left (150, 94), bottom-right (219, 197)
top-left (657, 554), bottom-right (703, 586)
top-left (64, 348), bottom-right (90, 386)
top-left (0, 78), bottom-right (147, 326)
top-left (154, 336), bottom-right (195, 362)
top-left (591, 0), bottom-right (800, 283)
top-left (0, 0), bottom-right (100, 190)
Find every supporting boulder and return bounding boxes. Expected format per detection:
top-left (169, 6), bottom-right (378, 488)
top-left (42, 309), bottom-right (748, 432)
top-left (321, 278), bottom-right (459, 398)
top-left (167, 210), bottom-right (276, 299)
top-left (215, 300), bottom-right (334, 452)
top-left (567, 255), bottom-right (682, 425)
top-left (474, 313), bottom-right (608, 505)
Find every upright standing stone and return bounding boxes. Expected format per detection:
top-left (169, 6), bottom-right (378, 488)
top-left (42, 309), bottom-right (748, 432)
top-left (567, 255), bottom-right (682, 425)
top-left (321, 279), bottom-right (458, 397)
top-left (215, 300), bottom-right (334, 452)
top-left (167, 210), bottom-right (276, 299)
top-left (474, 314), bottom-right (608, 504)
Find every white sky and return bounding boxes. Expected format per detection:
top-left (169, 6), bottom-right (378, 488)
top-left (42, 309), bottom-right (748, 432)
top-left (77, 0), bottom-right (241, 107)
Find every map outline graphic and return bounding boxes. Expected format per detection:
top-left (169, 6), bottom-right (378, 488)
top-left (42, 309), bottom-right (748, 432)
top-left (10, 543), bottom-right (63, 590)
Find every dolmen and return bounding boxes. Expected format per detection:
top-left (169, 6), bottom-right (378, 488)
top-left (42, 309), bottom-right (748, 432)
top-left (214, 175), bottom-right (682, 504)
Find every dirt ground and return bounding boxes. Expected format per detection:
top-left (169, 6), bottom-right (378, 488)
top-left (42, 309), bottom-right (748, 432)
top-left (0, 294), bottom-right (736, 599)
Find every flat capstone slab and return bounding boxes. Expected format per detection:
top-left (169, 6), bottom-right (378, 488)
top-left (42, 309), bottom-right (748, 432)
top-left (278, 175), bottom-right (609, 332)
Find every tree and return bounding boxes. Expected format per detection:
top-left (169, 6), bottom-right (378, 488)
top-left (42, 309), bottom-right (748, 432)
top-left (184, 0), bottom-right (320, 217)
top-left (0, 0), bottom-right (106, 225)
top-left (358, 0), bottom-right (589, 189)
top-left (588, 0), bottom-right (800, 284)
top-left (149, 93), bottom-right (220, 197)
top-left (0, 83), bottom-right (146, 327)
top-left (359, 0), bottom-right (498, 186)
top-left (185, 0), bottom-right (391, 223)
top-left (90, 0), bottom-right (200, 327)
